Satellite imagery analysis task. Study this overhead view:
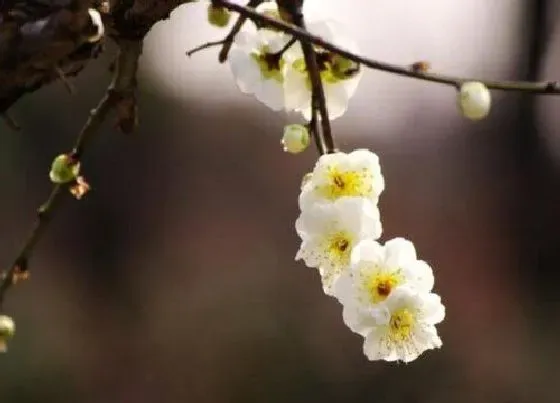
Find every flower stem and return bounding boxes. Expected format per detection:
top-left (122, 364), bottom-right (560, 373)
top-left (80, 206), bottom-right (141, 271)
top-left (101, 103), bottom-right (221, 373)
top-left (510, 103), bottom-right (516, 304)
top-left (0, 39), bottom-right (143, 310)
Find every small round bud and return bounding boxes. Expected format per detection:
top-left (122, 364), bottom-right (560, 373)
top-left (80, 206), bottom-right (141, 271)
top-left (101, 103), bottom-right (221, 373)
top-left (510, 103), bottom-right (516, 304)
top-left (0, 315), bottom-right (15, 353)
top-left (207, 5), bottom-right (231, 28)
top-left (49, 154), bottom-right (80, 184)
top-left (0, 315), bottom-right (14, 339)
top-left (458, 81), bottom-right (491, 121)
top-left (282, 124), bottom-right (310, 154)
top-left (331, 54), bottom-right (360, 80)
top-left (87, 8), bottom-right (104, 43)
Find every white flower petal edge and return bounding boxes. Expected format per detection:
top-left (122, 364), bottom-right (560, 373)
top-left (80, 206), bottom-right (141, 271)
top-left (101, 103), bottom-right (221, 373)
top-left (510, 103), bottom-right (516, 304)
top-left (299, 149), bottom-right (385, 209)
top-left (363, 287), bottom-right (445, 363)
top-left (295, 197), bottom-right (382, 294)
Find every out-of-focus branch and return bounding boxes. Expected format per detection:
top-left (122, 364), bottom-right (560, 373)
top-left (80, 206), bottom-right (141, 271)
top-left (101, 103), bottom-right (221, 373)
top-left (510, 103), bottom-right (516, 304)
top-left (0, 39), bottom-right (143, 310)
top-left (213, 0), bottom-right (560, 94)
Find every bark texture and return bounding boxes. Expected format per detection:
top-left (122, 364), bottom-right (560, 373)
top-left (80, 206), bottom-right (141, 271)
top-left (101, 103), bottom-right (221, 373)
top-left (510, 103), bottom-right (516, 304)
top-left (0, 0), bottom-right (193, 112)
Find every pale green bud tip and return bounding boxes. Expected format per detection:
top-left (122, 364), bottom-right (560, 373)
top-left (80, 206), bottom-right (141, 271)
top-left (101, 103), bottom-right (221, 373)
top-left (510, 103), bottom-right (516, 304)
top-left (49, 154), bottom-right (80, 184)
top-left (0, 315), bottom-right (15, 353)
top-left (331, 54), bottom-right (360, 80)
top-left (458, 81), bottom-right (491, 121)
top-left (282, 124), bottom-right (310, 154)
top-left (207, 5), bottom-right (231, 28)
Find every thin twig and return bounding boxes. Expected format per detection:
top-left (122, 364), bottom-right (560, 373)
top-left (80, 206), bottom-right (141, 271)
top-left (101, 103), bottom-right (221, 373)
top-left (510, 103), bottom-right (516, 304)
top-left (0, 39), bottom-right (143, 310)
top-left (215, 0), bottom-right (264, 63)
top-left (307, 99), bottom-right (325, 155)
top-left (2, 112), bottom-right (21, 132)
top-left (214, 0), bottom-right (560, 94)
top-left (287, 4), bottom-right (335, 153)
top-left (55, 66), bottom-right (76, 95)
top-left (187, 39), bottom-right (227, 57)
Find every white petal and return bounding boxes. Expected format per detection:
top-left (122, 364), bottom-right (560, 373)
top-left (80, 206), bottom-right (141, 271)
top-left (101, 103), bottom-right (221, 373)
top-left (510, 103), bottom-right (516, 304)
top-left (384, 238), bottom-right (417, 268)
top-left (350, 239), bottom-right (384, 267)
top-left (363, 326), bottom-right (395, 361)
top-left (229, 49), bottom-right (261, 94)
top-left (283, 67), bottom-right (310, 112)
top-left (255, 79), bottom-right (285, 110)
top-left (421, 293), bottom-right (446, 325)
top-left (401, 259), bottom-right (435, 293)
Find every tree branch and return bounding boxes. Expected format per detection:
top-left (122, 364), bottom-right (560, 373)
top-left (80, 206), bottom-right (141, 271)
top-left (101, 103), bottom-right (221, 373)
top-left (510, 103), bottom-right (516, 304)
top-left (213, 0), bottom-right (560, 94)
top-left (285, 3), bottom-right (336, 154)
top-left (0, 39), bottom-right (143, 310)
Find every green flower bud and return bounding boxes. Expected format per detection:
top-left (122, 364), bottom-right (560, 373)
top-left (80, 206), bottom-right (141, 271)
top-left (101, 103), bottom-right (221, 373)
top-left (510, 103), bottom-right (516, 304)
top-left (49, 154), bottom-right (80, 184)
top-left (331, 54), bottom-right (361, 80)
top-left (0, 315), bottom-right (14, 352)
top-left (207, 5), bottom-right (231, 28)
top-left (282, 124), bottom-right (310, 154)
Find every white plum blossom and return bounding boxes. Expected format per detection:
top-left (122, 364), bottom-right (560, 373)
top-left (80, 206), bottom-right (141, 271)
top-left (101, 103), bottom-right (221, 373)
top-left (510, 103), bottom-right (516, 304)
top-left (283, 20), bottom-right (363, 120)
top-left (333, 238), bottom-right (434, 336)
top-left (362, 287), bottom-right (445, 363)
top-left (295, 197), bottom-right (382, 294)
top-left (299, 149), bottom-right (384, 209)
top-left (228, 28), bottom-right (292, 110)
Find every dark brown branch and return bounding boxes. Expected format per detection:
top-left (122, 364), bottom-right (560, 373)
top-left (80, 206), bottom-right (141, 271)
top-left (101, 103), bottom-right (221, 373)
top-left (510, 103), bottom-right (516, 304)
top-left (214, 0), bottom-right (560, 94)
top-left (0, 39), bottom-right (143, 310)
top-left (216, 0), bottom-right (265, 63)
top-left (286, 4), bottom-right (335, 154)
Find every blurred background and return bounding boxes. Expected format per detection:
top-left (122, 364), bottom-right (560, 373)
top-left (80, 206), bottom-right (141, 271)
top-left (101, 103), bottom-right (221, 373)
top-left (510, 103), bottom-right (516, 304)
top-left (1, 0), bottom-right (559, 402)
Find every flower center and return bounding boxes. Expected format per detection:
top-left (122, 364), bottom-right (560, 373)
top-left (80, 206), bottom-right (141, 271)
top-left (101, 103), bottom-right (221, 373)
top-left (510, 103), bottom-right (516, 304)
top-left (316, 166), bottom-right (373, 200)
top-left (365, 272), bottom-right (402, 304)
top-left (389, 308), bottom-right (415, 342)
top-left (252, 48), bottom-right (285, 83)
top-left (326, 231), bottom-right (352, 265)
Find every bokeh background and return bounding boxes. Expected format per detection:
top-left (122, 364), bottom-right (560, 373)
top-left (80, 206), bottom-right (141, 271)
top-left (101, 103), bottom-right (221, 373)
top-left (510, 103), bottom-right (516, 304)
top-left (1, 0), bottom-right (559, 402)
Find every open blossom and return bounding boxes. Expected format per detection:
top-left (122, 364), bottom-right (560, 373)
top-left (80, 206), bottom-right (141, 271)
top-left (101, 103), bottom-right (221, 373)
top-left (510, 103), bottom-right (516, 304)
top-left (362, 287), bottom-right (445, 363)
top-left (228, 28), bottom-right (292, 111)
top-left (295, 197), bottom-right (382, 294)
top-left (283, 20), bottom-right (362, 120)
top-left (333, 238), bottom-right (434, 336)
top-left (299, 149), bottom-right (384, 209)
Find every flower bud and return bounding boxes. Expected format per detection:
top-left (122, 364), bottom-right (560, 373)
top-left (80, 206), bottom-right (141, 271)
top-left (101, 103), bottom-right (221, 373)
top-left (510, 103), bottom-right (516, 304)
top-left (282, 124), bottom-right (310, 154)
top-left (207, 4), bottom-right (231, 28)
top-left (0, 315), bottom-right (15, 352)
top-left (458, 81), bottom-right (491, 121)
top-left (49, 154), bottom-right (80, 184)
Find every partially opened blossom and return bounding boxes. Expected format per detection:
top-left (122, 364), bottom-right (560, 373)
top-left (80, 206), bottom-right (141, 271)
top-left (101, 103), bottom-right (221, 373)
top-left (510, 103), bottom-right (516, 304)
top-left (283, 20), bottom-right (363, 120)
top-left (295, 197), bottom-right (382, 294)
top-left (362, 287), bottom-right (445, 363)
top-left (228, 29), bottom-right (292, 110)
top-left (299, 149), bottom-right (384, 209)
top-left (333, 238), bottom-right (434, 336)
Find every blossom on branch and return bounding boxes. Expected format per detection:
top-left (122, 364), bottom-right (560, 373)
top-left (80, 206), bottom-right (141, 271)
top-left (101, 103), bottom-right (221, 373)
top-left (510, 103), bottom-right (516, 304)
top-left (283, 20), bottom-right (362, 120)
top-left (299, 149), bottom-right (384, 209)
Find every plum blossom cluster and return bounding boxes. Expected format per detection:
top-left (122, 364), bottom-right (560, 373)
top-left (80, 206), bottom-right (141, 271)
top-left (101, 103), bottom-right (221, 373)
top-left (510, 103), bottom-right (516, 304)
top-left (228, 2), bottom-right (362, 120)
top-left (295, 149), bottom-right (445, 363)
top-left (219, 0), bottom-right (446, 363)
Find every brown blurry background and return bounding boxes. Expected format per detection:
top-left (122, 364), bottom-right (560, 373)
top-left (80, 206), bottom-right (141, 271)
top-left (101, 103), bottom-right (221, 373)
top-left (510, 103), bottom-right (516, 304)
top-left (1, 0), bottom-right (559, 402)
